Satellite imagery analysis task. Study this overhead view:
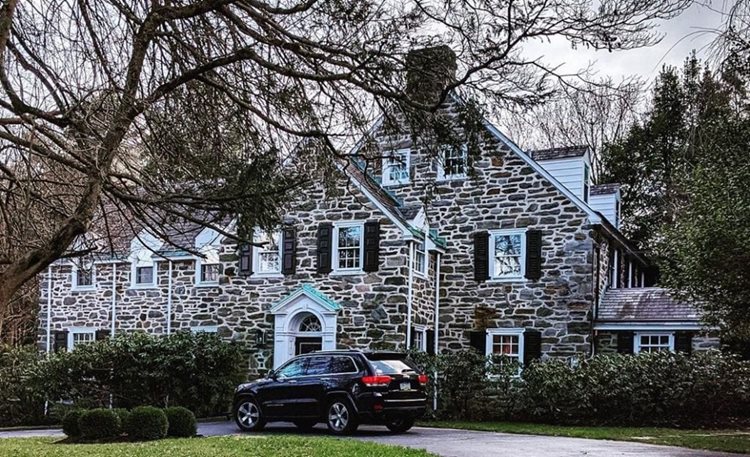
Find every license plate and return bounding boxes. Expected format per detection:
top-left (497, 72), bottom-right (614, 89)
top-left (400, 381), bottom-right (411, 390)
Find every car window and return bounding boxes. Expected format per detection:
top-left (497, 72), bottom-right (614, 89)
top-left (277, 358), bottom-right (307, 378)
top-left (304, 356), bottom-right (330, 376)
top-left (330, 356), bottom-right (357, 374)
top-left (369, 359), bottom-right (416, 375)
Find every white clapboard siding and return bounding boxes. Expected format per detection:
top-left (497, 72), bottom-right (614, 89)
top-left (589, 193), bottom-right (619, 228)
top-left (535, 157), bottom-right (585, 200)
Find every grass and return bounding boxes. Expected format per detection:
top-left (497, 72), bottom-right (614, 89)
top-left (419, 420), bottom-right (750, 454)
top-left (0, 436), bottom-right (436, 457)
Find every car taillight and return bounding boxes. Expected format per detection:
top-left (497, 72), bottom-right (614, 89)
top-left (361, 375), bottom-right (392, 387)
top-left (418, 374), bottom-right (428, 385)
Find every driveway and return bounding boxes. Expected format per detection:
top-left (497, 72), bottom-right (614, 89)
top-left (1, 420), bottom-right (737, 457)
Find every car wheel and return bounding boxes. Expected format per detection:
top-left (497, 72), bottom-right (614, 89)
top-left (293, 420), bottom-right (317, 432)
top-left (385, 416), bottom-right (415, 434)
top-left (326, 399), bottom-right (358, 435)
top-left (234, 397), bottom-right (266, 432)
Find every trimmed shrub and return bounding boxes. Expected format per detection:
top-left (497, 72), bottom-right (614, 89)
top-left (125, 406), bottom-right (168, 441)
top-left (0, 346), bottom-right (46, 427)
top-left (113, 408), bottom-right (130, 428)
top-left (78, 408), bottom-right (121, 440)
top-left (164, 407), bottom-right (197, 437)
top-left (61, 409), bottom-right (84, 438)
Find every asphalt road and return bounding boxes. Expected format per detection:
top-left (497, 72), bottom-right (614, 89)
top-left (1, 420), bottom-right (737, 457)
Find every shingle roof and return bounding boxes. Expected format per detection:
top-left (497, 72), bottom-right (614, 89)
top-left (530, 145), bottom-right (589, 161)
top-left (598, 288), bottom-right (701, 322)
top-left (591, 183), bottom-right (621, 196)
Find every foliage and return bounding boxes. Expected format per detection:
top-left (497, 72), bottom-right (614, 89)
top-left (112, 409), bottom-right (130, 429)
top-left (61, 410), bottom-right (84, 438)
top-left (38, 331), bottom-right (245, 417)
top-left (417, 350), bottom-right (749, 427)
top-left (0, 345), bottom-right (46, 427)
top-left (78, 408), bottom-right (121, 441)
top-left (0, 436), bottom-right (437, 457)
top-left (124, 406), bottom-right (168, 441)
top-left (164, 407), bottom-right (197, 438)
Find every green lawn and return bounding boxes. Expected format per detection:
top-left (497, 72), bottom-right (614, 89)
top-left (420, 421), bottom-right (750, 454)
top-left (0, 436), bottom-right (435, 457)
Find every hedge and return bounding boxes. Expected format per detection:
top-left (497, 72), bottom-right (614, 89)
top-left (61, 409), bottom-right (84, 438)
top-left (125, 406), bottom-right (168, 441)
top-left (78, 408), bottom-right (121, 440)
top-left (164, 407), bottom-right (197, 437)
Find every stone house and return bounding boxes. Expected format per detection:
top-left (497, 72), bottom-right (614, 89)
top-left (37, 47), bottom-right (717, 376)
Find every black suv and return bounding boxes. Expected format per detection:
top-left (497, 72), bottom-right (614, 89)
top-left (232, 350), bottom-right (427, 435)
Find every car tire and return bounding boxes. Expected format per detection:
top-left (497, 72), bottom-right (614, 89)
top-left (234, 397), bottom-right (266, 432)
top-left (293, 420), bottom-right (317, 432)
top-left (385, 416), bottom-right (415, 434)
top-left (326, 399), bottom-right (359, 435)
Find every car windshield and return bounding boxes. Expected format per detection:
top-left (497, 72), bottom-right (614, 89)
top-left (369, 359), bottom-right (416, 375)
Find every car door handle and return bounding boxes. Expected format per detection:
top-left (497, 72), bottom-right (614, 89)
top-left (287, 379), bottom-right (298, 383)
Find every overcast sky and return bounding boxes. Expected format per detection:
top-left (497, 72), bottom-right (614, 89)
top-left (522, 1), bottom-right (731, 86)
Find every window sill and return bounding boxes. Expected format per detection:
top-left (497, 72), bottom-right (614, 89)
top-left (71, 287), bottom-right (96, 293)
top-left (330, 270), bottom-right (365, 277)
top-left (129, 285), bottom-right (157, 290)
top-left (382, 180), bottom-right (410, 187)
top-left (251, 272), bottom-right (284, 279)
top-left (195, 282), bottom-right (220, 288)
top-left (413, 271), bottom-right (428, 280)
top-left (436, 175), bottom-right (467, 182)
top-left (487, 277), bottom-right (527, 284)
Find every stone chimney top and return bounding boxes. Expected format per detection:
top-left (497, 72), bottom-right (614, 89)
top-left (405, 45), bottom-right (457, 107)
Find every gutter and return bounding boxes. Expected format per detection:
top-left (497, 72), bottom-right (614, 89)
top-left (406, 241), bottom-right (414, 349)
top-left (433, 252), bottom-right (441, 411)
top-left (110, 263), bottom-right (117, 337)
top-left (46, 266), bottom-right (52, 354)
top-left (166, 260), bottom-right (173, 335)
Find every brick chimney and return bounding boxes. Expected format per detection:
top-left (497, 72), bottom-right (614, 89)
top-left (405, 45), bottom-right (457, 107)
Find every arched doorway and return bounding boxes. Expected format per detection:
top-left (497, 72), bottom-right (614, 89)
top-left (292, 312), bottom-right (323, 355)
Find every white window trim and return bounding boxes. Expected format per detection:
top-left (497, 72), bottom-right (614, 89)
top-left (68, 327), bottom-right (96, 350)
top-left (71, 264), bottom-right (96, 292)
top-left (382, 148), bottom-right (411, 186)
top-left (195, 258), bottom-right (221, 287)
top-left (252, 229), bottom-right (283, 278)
top-left (634, 332), bottom-right (675, 354)
top-left (436, 145), bottom-right (468, 181)
top-left (412, 239), bottom-right (428, 278)
top-left (190, 325), bottom-right (218, 334)
top-left (486, 328), bottom-right (525, 376)
top-left (131, 262), bottom-right (157, 289)
top-left (332, 221), bottom-right (365, 275)
top-left (412, 324), bottom-right (427, 352)
top-left (488, 228), bottom-right (527, 282)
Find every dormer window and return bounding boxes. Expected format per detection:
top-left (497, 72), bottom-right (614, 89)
top-left (382, 149), bottom-right (410, 186)
top-left (437, 145), bottom-right (467, 180)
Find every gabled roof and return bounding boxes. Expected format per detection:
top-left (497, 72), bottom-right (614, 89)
top-left (270, 284), bottom-right (342, 314)
top-left (531, 145), bottom-right (589, 161)
top-left (597, 288), bottom-right (701, 322)
top-left (591, 183), bottom-right (621, 196)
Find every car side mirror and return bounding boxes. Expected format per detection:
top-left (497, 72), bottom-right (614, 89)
top-left (268, 369), bottom-right (278, 380)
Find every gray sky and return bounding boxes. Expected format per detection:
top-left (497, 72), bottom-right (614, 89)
top-left (522, 1), bottom-right (731, 85)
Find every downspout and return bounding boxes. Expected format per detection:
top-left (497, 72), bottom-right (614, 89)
top-left (433, 252), bottom-right (441, 412)
top-left (110, 263), bottom-right (117, 337)
top-left (406, 241), bottom-right (414, 349)
top-left (627, 259), bottom-right (633, 288)
top-left (46, 266), bottom-right (52, 353)
top-left (166, 260), bottom-right (173, 335)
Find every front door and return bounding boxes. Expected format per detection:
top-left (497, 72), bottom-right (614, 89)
top-left (295, 336), bottom-right (322, 355)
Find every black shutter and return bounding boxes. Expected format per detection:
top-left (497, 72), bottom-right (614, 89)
top-left (426, 329), bottom-right (436, 355)
top-left (238, 243), bottom-right (253, 276)
top-left (617, 331), bottom-right (634, 354)
top-left (95, 329), bottom-right (110, 341)
top-left (363, 221), bottom-right (380, 272)
top-left (409, 326), bottom-right (416, 347)
top-left (675, 331), bottom-right (693, 354)
top-left (53, 330), bottom-right (68, 353)
top-left (525, 229), bottom-right (543, 280)
top-left (473, 232), bottom-right (490, 282)
top-left (281, 226), bottom-right (297, 275)
top-left (468, 330), bottom-right (486, 353)
top-left (523, 329), bottom-right (542, 366)
top-left (316, 223), bottom-right (333, 274)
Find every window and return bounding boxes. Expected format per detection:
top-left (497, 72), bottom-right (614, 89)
top-left (190, 325), bottom-right (218, 334)
top-left (69, 329), bottom-right (95, 350)
top-left (134, 265), bottom-right (155, 286)
top-left (412, 239), bottom-right (427, 276)
top-left (437, 145), bottom-right (467, 180)
top-left (253, 230), bottom-right (282, 275)
top-left (382, 149), bottom-right (410, 186)
top-left (330, 356), bottom-right (358, 374)
top-left (583, 163), bottom-right (590, 203)
top-left (635, 333), bottom-right (674, 353)
top-left (489, 229), bottom-right (526, 280)
top-left (72, 264), bottom-right (95, 290)
top-left (299, 314), bottom-right (322, 332)
top-left (412, 325), bottom-right (426, 351)
top-left (486, 328), bottom-right (525, 368)
top-left (333, 223), bottom-right (364, 273)
top-left (369, 359), bottom-right (417, 375)
top-left (276, 358), bottom-right (307, 378)
top-left (199, 263), bottom-right (220, 284)
top-left (304, 356), bottom-right (331, 376)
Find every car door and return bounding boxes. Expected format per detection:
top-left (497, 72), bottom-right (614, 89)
top-left (291, 355), bottom-right (330, 418)
top-left (258, 357), bottom-right (308, 418)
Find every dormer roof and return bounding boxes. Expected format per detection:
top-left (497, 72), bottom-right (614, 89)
top-left (530, 145), bottom-right (590, 161)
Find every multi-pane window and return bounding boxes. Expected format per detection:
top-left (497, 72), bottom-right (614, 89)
top-left (135, 266), bottom-right (154, 285)
top-left (412, 239), bottom-right (427, 276)
top-left (382, 149), bottom-right (410, 186)
top-left (200, 263), bottom-right (220, 283)
top-left (437, 145), bottom-right (467, 180)
top-left (334, 225), bottom-right (363, 271)
top-left (412, 327), bottom-right (426, 352)
top-left (73, 264), bottom-right (95, 289)
top-left (254, 230), bottom-right (281, 275)
top-left (635, 333), bottom-right (674, 353)
top-left (490, 230), bottom-right (525, 279)
top-left (71, 330), bottom-right (95, 349)
top-left (486, 329), bottom-right (525, 370)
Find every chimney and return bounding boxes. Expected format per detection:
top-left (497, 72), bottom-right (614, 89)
top-left (405, 45), bottom-right (457, 107)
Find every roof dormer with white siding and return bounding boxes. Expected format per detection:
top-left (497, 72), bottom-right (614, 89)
top-left (530, 146), bottom-right (592, 204)
top-left (589, 184), bottom-right (621, 229)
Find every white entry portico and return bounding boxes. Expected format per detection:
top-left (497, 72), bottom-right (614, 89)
top-left (270, 284), bottom-right (341, 368)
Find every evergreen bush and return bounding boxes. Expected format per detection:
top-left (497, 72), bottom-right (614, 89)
top-left (78, 408), bottom-right (121, 440)
top-left (164, 406), bottom-right (197, 437)
top-left (125, 406), bottom-right (168, 441)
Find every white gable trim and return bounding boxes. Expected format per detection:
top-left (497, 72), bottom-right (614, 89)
top-left (270, 287), bottom-right (341, 315)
